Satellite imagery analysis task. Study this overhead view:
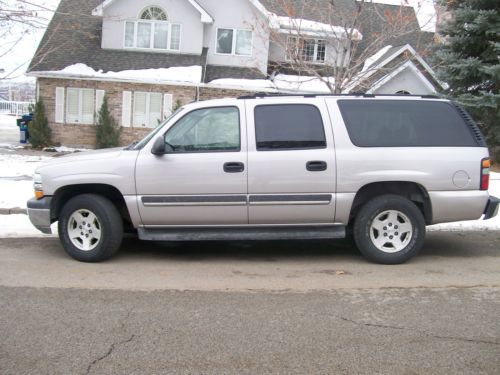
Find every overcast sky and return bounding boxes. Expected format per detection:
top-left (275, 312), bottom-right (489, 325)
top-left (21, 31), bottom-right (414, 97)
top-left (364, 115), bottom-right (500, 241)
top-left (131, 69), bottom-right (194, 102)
top-left (0, 0), bottom-right (436, 82)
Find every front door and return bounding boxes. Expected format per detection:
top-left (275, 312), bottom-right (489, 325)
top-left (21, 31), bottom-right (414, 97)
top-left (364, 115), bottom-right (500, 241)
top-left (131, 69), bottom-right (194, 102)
top-left (135, 103), bottom-right (248, 226)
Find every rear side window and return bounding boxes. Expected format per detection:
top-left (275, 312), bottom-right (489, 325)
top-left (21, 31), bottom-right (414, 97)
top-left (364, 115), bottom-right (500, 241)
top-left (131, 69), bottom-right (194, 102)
top-left (254, 104), bottom-right (326, 151)
top-left (338, 100), bottom-right (478, 147)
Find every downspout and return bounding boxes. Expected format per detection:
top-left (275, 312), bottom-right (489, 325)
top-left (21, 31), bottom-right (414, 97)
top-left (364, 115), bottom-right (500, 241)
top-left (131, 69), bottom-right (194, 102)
top-left (198, 47), bottom-right (209, 102)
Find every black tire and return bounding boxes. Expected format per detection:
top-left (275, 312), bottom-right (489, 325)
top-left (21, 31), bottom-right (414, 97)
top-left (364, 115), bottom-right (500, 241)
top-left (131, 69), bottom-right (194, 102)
top-left (353, 194), bottom-right (425, 264)
top-left (58, 194), bottom-right (123, 262)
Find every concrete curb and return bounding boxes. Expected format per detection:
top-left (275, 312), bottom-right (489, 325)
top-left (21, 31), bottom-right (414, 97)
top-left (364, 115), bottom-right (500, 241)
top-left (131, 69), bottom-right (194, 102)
top-left (0, 208), bottom-right (27, 215)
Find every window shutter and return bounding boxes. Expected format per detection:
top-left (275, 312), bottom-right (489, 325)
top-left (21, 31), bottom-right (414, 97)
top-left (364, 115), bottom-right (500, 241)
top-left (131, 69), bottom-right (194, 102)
top-left (122, 91), bottom-right (132, 127)
top-left (163, 93), bottom-right (173, 118)
top-left (55, 87), bottom-right (65, 123)
top-left (95, 89), bottom-right (105, 116)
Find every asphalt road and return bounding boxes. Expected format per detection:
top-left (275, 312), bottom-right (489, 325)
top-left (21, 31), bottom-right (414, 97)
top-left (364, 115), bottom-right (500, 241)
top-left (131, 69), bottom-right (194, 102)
top-left (0, 231), bottom-right (499, 374)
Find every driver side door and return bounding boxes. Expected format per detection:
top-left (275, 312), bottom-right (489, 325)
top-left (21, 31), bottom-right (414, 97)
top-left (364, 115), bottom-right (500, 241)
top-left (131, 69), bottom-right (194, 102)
top-left (135, 104), bottom-right (248, 226)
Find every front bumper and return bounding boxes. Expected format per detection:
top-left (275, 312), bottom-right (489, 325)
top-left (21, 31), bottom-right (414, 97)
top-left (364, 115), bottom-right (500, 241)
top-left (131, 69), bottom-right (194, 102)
top-left (27, 197), bottom-right (52, 234)
top-left (483, 196), bottom-right (500, 220)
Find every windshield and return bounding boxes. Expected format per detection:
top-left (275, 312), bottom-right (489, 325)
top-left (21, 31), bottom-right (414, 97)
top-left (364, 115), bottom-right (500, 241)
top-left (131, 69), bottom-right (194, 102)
top-left (126, 107), bottom-right (184, 150)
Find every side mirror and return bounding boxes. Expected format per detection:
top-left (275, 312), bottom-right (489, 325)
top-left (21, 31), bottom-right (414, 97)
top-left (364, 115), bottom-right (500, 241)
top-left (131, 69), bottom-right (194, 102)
top-left (151, 137), bottom-right (166, 155)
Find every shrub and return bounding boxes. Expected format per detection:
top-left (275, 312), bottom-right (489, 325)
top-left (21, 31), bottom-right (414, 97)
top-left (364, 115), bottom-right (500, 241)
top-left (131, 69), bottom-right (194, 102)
top-left (29, 98), bottom-right (52, 149)
top-left (95, 95), bottom-right (121, 148)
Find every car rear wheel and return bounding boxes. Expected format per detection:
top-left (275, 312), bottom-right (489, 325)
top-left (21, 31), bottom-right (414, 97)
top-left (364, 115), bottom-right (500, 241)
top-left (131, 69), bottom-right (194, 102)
top-left (58, 194), bottom-right (123, 262)
top-left (353, 194), bottom-right (425, 264)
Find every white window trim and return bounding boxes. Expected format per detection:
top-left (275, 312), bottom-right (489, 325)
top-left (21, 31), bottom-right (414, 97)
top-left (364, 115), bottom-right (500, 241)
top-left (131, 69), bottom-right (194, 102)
top-left (66, 88), bottom-right (95, 125)
top-left (214, 27), bottom-right (253, 57)
top-left (123, 21), bottom-right (182, 51)
top-left (285, 36), bottom-right (326, 64)
top-left (132, 91), bottom-right (163, 128)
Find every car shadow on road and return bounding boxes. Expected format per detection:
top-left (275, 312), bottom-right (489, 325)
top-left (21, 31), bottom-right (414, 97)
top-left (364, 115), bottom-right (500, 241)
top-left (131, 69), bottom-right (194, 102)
top-left (115, 235), bottom-right (364, 262)
top-left (113, 230), bottom-right (499, 262)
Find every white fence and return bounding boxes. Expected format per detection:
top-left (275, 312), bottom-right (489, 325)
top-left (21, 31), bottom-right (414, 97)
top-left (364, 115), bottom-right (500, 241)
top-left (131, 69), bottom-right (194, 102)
top-left (0, 100), bottom-right (33, 116)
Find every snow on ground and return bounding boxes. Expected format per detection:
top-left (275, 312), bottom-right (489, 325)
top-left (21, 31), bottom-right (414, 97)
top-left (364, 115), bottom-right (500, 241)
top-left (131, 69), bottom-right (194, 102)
top-left (0, 151), bottom-right (498, 237)
top-left (0, 153), bottom-right (50, 209)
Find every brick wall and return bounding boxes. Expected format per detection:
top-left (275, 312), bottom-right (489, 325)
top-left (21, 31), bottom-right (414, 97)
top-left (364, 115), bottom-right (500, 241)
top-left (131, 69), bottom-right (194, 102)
top-left (38, 78), bottom-right (197, 148)
top-left (38, 78), bottom-right (258, 148)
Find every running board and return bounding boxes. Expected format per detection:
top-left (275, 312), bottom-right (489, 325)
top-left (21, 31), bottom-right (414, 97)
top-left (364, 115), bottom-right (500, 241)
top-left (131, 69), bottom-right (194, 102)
top-left (138, 225), bottom-right (346, 241)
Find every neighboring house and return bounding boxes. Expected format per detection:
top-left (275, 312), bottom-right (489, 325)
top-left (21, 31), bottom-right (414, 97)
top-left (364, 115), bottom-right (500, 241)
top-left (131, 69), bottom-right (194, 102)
top-left (27, 0), bottom-right (442, 147)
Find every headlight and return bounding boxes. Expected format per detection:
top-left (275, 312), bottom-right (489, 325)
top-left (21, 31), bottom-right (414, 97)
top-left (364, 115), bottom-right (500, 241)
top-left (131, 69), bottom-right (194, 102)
top-left (33, 173), bottom-right (44, 199)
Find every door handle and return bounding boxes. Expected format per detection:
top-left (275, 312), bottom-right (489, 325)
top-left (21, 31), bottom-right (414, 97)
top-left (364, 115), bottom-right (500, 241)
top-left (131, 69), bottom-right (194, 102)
top-left (306, 161), bottom-right (327, 172)
top-left (224, 162), bottom-right (245, 173)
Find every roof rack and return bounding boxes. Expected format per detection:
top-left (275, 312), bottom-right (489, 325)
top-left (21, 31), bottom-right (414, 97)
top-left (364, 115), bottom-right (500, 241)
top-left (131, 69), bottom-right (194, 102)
top-left (237, 92), bottom-right (440, 100)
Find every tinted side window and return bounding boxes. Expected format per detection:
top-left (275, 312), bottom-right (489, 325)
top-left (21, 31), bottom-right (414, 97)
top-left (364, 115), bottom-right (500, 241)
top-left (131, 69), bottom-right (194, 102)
top-left (338, 100), bottom-right (478, 147)
top-left (165, 106), bottom-right (240, 152)
top-left (254, 104), bottom-right (326, 151)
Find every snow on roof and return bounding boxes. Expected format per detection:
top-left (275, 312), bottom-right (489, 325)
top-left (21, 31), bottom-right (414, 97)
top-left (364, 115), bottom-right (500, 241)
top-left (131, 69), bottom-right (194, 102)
top-left (275, 16), bottom-right (362, 40)
top-left (208, 74), bottom-right (334, 94)
top-left (362, 45), bottom-right (393, 72)
top-left (36, 64), bottom-right (203, 85)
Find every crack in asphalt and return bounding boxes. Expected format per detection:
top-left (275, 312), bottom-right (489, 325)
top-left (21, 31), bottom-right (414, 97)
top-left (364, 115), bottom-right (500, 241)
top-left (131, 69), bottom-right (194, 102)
top-left (85, 308), bottom-right (136, 375)
top-left (339, 316), bottom-right (499, 346)
top-left (85, 334), bottom-right (136, 375)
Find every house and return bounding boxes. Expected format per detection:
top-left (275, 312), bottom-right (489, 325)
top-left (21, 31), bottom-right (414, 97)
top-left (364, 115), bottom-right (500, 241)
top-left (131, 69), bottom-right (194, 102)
top-left (27, 0), bottom-right (441, 148)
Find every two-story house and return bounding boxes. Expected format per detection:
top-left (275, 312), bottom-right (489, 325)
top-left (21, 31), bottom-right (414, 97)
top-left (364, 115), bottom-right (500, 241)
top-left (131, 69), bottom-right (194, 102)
top-left (27, 0), bottom-right (442, 147)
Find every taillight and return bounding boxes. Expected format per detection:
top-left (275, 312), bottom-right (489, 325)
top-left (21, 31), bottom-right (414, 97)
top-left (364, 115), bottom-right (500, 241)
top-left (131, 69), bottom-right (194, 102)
top-left (480, 158), bottom-right (490, 190)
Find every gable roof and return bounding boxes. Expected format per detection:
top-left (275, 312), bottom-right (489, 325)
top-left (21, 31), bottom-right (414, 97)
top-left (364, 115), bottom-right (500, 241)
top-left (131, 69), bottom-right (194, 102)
top-left (346, 44), bottom-right (443, 93)
top-left (92, 0), bottom-right (214, 23)
top-left (27, 0), bottom-right (206, 74)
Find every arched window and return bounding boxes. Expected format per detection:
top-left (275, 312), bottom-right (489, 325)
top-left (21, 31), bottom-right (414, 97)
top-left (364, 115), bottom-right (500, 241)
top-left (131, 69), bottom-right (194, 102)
top-left (124, 6), bottom-right (180, 51)
top-left (396, 90), bottom-right (411, 95)
top-left (140, 6), bottom-right (167, 20)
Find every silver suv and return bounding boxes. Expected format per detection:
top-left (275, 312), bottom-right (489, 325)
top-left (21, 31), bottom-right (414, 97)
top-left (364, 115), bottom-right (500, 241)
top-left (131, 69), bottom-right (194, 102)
top-left (27, 94), bottom-right (499, 264)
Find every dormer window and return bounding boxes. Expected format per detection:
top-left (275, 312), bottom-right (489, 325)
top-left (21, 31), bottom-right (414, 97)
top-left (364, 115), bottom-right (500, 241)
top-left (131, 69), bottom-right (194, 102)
top-left (124, 6), bottom-right (181, 51)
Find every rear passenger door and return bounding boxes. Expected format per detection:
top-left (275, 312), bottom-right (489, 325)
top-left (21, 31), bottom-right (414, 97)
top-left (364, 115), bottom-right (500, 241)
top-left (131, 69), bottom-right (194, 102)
top-left (245, 98), bottom-right (336, 224)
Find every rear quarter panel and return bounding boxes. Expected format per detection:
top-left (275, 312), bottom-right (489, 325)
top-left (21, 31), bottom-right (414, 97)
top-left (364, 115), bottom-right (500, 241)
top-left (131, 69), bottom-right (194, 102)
top-left (325, 97), bottom-right (490, 224)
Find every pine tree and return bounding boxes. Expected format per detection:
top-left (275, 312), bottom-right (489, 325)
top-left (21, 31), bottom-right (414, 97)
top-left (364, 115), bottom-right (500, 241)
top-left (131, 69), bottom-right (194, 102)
top-left (435, 0), bottom-right (500, 161)
top-left (95, 95), bottom-right (121, 148)
top-left (29, 98), bottom-right (52, 149)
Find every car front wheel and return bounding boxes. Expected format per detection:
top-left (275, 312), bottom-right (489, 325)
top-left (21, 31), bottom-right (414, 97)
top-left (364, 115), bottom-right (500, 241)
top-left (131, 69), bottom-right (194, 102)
top-left (58, 194), bottom-right (123, 262)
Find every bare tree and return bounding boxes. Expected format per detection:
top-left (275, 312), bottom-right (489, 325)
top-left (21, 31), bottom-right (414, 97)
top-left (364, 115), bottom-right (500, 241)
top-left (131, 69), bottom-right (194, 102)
top-left (261, 0), bottom-right (434, 93)
top-left (0, 0), bottom-right (52, 79)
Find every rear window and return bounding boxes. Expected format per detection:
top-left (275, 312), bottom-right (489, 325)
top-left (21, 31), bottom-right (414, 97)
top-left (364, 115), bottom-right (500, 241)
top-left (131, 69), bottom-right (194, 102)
top-left (338, 100), bottom-right (478, 147)
top-left (254, 104), bottom-right (326, 151)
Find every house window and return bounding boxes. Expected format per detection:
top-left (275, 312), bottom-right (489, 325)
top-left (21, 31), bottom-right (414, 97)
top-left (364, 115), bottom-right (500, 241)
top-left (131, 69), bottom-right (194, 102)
top-left (140, 6), bottom-right (167, 20)
top-left (124, 6), bottom-right (181, 51)
top-left (133, 92), bottom-right (162, 128)
top-left (286, 37), bottom-right (326, 63)
top-left (66, 88), bottom-right (94, 124)
top-left (216, 28), bottom-right (252, 56)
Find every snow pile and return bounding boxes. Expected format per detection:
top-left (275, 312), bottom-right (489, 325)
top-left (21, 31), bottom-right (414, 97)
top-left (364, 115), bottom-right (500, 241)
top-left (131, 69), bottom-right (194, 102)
top-left (0, 154), bottom-right (49, 210)
top-left (209, 74), bottom-right (334, 93)
top-left (47, 64), bottom-right (203, 85)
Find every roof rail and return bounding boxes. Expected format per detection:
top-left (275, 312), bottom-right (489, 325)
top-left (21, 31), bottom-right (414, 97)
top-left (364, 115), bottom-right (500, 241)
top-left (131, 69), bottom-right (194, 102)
top-left (237, 93), bottom-right (440, 100)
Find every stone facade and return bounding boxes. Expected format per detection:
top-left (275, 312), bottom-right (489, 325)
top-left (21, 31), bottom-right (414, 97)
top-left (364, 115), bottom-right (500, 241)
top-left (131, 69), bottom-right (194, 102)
top-left (38, 77), bottom-right (255, 148)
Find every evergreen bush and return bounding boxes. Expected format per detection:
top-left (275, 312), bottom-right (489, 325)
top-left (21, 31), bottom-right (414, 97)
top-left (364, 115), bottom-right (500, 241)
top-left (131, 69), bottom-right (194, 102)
top-left (95, 95), bottom-right (121, 148)
top-left (29, 98), bottom-right (52, 149)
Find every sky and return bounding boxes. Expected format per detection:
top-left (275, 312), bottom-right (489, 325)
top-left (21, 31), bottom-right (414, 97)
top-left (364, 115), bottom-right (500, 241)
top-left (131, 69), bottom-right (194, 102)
top-left (0, 0), bottom-right (436, 83)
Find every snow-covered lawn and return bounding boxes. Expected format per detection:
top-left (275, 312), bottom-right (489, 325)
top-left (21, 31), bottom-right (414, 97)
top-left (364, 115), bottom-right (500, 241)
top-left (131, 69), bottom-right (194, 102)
top-left (0, 151), bottom-right (498, 237)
